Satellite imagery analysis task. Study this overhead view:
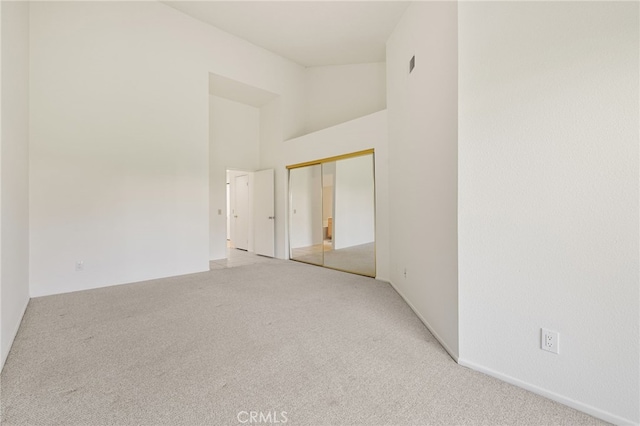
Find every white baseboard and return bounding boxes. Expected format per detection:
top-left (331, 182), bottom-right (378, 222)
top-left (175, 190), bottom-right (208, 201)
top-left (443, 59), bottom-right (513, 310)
top-left (458, 358), bottom-right (638, 426)
top-left (375, 273), bottom-right (390, 283)
top-left (387, 279), bottom-right (459, 362)
top-left (386, 278), bottom-right (636, 425)
top-left (1, 296), bottom-right (30, 372)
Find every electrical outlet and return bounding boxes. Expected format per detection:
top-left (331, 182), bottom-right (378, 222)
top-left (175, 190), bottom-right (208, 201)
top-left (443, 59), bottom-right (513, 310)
top-left (541, 328), bottom-right (559, 354)
top-left (75, 261), bottom-right (84, 271)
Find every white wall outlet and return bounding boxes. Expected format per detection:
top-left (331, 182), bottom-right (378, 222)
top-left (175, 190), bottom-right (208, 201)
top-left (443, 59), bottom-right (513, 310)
top-left (541, 328), bottom-right (559, 354)
top-left (75, 261), bottom-right (84, 271)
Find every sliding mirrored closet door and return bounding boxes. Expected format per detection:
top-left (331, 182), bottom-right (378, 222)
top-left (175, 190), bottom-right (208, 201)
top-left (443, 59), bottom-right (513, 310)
top-left (288, 150), bottom-right (375, 277)
top-left (289, 164), bottom-right (324, 266)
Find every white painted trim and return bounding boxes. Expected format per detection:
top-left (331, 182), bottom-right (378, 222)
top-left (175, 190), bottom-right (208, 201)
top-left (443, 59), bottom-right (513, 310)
top-left (458, 358), bottom-right (638, 426)
top-left (375, 274), bottom-right (389, 283)
top-left (1, 297), bottom-right (30, 372)
top-left (387, 279), bottom-right (459, 362)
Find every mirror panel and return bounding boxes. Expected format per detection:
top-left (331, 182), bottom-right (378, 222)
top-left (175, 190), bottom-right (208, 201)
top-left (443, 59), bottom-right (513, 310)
top-left (289, 164), bottom-right (324, 265)
top-left (323, 155), bottom-right (375, 276)
top-left (288, 152), bottom-right (375, 277)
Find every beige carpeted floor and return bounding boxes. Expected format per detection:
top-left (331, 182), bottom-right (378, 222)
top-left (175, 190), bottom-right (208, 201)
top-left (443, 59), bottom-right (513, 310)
top-left (1, 260), bottom-right (606, 425)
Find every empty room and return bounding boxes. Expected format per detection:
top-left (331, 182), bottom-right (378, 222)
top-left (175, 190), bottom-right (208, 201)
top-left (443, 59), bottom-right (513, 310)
top-left (1, 1), bottom-right (638, 425)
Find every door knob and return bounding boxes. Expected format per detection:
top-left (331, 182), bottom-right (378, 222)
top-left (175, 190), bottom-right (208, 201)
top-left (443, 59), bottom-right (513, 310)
top-left (268, 216), bottom-right (275, 219)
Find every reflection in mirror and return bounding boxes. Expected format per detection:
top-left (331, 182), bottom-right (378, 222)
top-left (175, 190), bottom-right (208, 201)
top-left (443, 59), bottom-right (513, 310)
top-left (323, 154), bottom-right (375, 277)
top-left (288, 151), bottom-right (376, 277)
top-left (289, 164), bottom-right (324, 265)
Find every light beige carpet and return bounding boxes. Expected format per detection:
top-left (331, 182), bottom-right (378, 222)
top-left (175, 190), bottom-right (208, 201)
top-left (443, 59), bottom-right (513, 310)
top-left (1, 261), bottom-right (606, 425)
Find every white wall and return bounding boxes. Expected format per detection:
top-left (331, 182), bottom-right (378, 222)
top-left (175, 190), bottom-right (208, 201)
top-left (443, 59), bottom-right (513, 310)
top-left (209, 95), bottom-right (260, 260)
top-left (458, 3), bottom-right (639, 424)
top-left (386, 2), bottom-right (459, 357)
top-left (258, 98), bottom-right (286, 258)
top-left (305, 63), bottom-right (386, 134)
top-left (333, 155), bottom-right (375, 250)
top-left (28, 2), bottom-right (306, 297)
top-left (1, 1), bottom-right (30, 370)
top-left (209, 96), bottom-right (260, 170)
top-left (278, 110), bottom-right (389, 282)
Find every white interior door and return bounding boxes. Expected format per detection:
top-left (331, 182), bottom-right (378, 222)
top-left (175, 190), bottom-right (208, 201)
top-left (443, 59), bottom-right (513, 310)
top-left (253, 169), bottom-right (275, 257)
top-left (234, 174), bottom-right (249, 250)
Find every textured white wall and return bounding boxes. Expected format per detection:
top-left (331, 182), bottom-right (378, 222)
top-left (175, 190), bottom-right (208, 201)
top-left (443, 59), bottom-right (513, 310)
top-left (458, 3), bottom-right (639, 424)
top-left (386, 2), bottom-right (459, 357)
top-left (209, 95), bottom-right (260, 260)
top-left (1, 1), bottom-right (31, 370)
top-left (29, 2), bottom-right (306, 297)
top-left (305, 63), bottom-right (386, 134)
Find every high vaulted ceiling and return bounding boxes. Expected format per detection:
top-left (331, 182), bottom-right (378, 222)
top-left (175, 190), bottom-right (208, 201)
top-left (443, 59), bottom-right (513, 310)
top-left (163, 1), bottom-right (410, 67)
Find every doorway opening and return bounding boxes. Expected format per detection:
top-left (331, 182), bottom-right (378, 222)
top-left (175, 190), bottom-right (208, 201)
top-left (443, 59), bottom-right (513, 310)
top-left (208, 71), bottom-right (280, 263)
top-left (225, 168), bottom-right (276, 257)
